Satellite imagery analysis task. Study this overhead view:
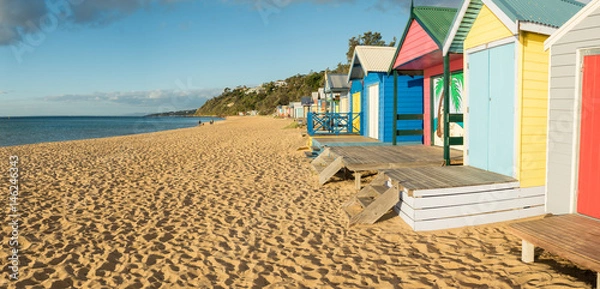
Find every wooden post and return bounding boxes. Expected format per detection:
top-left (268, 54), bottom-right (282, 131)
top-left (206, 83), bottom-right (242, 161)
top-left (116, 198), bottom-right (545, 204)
top-left (522, 240), bottom-right (535, 263)
top-left (443, 54), bottom-right (451, 165)
top-left (355, 172), bottom-right (362, 191)
top-left (393, 70), bottom-right (398, 146)
top-left (307, 112), bottom-right (313, 136)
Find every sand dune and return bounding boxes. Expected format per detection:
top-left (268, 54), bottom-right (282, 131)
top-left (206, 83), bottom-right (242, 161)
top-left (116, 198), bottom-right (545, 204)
top-left (0, 116), bottom-right (595, 288)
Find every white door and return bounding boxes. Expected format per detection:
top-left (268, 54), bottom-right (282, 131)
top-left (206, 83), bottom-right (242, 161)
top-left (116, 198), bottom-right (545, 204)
top-left (368, 84), bottom-right (379, 139)
top-left (340, 98), bottom-right (349, 113)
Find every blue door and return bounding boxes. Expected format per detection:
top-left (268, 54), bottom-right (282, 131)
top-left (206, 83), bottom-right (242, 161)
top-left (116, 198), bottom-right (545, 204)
top-left (467, 43), bottom-right (515, 177)
top-left (488, 44), bottom-right (515, 176)
top-left (468, 50), bottom-right (490, 172)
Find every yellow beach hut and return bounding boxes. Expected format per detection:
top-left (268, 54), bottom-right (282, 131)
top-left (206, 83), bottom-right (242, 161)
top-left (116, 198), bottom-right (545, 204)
top-left (445, 0), bottom-right (584, 192)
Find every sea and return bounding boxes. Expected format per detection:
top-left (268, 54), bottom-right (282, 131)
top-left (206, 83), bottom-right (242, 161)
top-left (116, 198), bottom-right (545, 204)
top-left (0, 116), bottom-right (222, 147)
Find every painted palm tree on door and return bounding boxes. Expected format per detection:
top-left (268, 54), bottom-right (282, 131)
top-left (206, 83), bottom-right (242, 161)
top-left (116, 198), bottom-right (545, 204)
top-left (433, 72), bottom-right (464, 148)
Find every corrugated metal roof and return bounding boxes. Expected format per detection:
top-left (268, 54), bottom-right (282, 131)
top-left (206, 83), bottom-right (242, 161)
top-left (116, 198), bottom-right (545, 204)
top-left (492, 0), bottom-right (584, 28)
top-left (355, 46), bottom-right (397, 72)
top-left (325, 73), bottom-right (350, 92)
top-left (413, 6), bottom-right (458, 46)
top-left (444, 0), bottom-right (582, 54)
top-left (545, 0), bottom-right (600, 49)
top-left (445, 0), bottom-right (483, 54)
top-left (348, 46), bottom-right (396, 81)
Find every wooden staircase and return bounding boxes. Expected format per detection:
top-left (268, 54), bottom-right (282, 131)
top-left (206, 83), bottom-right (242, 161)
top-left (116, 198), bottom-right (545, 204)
top-left (310, 148), bottom-right (344, 185)
top-left (342, 173), bottom-right (399, 226)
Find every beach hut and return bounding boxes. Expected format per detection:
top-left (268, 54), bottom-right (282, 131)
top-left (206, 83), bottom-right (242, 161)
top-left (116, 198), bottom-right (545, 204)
top-left (291, 102), bottom-right (303, 119)
top-left (301, 96), bottom-right (313, 119)
top-left (390, 5), bottom-right (463, 163)
top-left (310, 92), bottom-right (319, 113)
top-left (324, 73), bottom-right (350, 113)
top-left (281, 105), bottom-right (289, 117)
top-left (318, 88), bottom-right (327, 113)
top-left (445, 0), bottom-right (584, 189)
top-left (507, 2), bottom-right (600, 281)
top-left (288, 102), bottom-right (303, 118)
top-left (348, 46), bottom-right (424, 143)
top-left (544, 0), bottom-right (600, 217)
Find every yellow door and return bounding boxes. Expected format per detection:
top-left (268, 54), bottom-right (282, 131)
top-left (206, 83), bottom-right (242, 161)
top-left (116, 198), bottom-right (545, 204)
top-left (352, 92), bottom-right (361, 132)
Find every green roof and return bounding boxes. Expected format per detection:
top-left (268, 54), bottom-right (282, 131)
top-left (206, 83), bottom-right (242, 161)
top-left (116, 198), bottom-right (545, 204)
top-left (388, 5), bottom-right (458, 72)
top-left (445, 0), bottom-right (483, 54)
top-left (444, 0), bottom-right (583, 55)
top-left (413, 6), bottom-right (458, 46)
top-left (493, 0), bottom-right (584, 28)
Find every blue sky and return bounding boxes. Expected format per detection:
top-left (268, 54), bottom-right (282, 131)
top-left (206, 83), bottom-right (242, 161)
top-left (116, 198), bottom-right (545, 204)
top-left (0, 0), bottom-right (462, 116)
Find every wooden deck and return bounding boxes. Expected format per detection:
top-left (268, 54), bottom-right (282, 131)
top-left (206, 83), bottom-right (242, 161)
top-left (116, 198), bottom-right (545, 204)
top-left (311, 145), bottom-right (463, 189)
top-left (383, 166), bottom-right (545, 231)
top-left (385, 166), bottom-right (517, 196)
top-left (330, 145), bottom-right (463, 171)
top-left (311, 135), bottom-right (383, 148)
top-left (509, 214), bottom-right (600, 286)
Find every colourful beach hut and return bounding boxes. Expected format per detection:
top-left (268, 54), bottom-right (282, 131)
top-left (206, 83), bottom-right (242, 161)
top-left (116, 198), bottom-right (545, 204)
top-left (290, 102), bottom-right (303, 119)
top-left (324, 73), bottom-right (350, 113)
top-left (503, 2), bottom-right (600, 282)
top-left (445, 0), bottom-right (584, 192)
top-left (544, 0), bottom-right (600, 218)
top-left (348, 46), bottom-right (424, 143)
top-left (390, 5), bottom-right (463, 163)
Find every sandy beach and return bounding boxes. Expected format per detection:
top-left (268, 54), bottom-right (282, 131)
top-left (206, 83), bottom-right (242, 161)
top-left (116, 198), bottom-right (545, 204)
top-left (0, 116), bottom-right (596, 288)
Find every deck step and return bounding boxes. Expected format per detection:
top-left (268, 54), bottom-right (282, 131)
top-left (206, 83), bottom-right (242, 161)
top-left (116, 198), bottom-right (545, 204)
top-left (344, 173), bottom-right (400, 226)
top-left (357, 196), bottom-right (376, 208)
top-left (319, 155), bottom-right (336, 164)
top-left (342, 199), bottom-right (362, 219)
top-left (310, 148), bottom-right (344, 185)
top-left (371, 185), bottom-right (389, 195)
top-left (312, 163), bottom-right (328, 174)
top-left (311, 155), bottom-right (335, 167)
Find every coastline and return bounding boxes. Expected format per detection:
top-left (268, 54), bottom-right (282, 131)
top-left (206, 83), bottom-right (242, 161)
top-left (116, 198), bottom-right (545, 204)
top-left (0, 116), bottom-right (224, 148)
top-left (0, 116), bottom-right (594, 288)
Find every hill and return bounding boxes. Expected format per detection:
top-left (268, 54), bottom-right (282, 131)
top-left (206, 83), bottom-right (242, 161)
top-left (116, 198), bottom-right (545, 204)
top-left (145, 109), bottom-right (197, 117)
top-left (195, 71), bottom-right (325, 116)
top-left (195, 31), bottom-right (395, 116)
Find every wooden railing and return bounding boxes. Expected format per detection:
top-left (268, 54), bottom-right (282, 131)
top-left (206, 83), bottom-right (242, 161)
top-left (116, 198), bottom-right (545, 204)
top-left (307, 112), bottom-right (361, 136)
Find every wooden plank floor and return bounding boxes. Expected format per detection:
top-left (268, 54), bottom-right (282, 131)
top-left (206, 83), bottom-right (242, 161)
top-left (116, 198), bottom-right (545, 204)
top-left (384, 166), bottom-right (516, 191)
top-left (329, 145), bottom-right (463, 171)
top-left (509, 214), bottom-right (600, 273)
top-left (312, 135), bottom-right (382, 147)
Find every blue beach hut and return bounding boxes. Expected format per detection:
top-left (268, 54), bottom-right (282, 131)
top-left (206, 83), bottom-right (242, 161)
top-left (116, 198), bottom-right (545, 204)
top-left (324, 73), bottom-right (351, 113)
top-left (348, 46), bottom-right (424, 143)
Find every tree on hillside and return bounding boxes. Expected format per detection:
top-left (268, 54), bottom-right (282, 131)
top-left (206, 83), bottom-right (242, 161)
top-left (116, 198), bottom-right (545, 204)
top-left (345, 31), bottom-right (397, 63)
top-left (332, 31), bottom-right (397, 74)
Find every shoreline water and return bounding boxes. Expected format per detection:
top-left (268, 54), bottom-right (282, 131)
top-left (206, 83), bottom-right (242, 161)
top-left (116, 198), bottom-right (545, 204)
top-left (0, 116), bottom-right (594, 288)
top-left (0, 115), bottom-right (224, 148)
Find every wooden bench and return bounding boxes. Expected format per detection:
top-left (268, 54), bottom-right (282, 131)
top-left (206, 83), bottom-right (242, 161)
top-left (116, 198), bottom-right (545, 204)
top-left (509, 214), bottom-right (600, 287)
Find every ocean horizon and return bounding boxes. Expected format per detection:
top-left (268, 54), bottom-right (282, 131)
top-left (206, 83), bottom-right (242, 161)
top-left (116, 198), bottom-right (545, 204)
top-left (0, 116), bottom-right (222, 147)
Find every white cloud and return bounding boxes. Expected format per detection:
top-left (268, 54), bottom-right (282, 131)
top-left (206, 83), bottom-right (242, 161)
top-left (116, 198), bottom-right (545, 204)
top-left (43, 88), bottom-right (221, 110)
